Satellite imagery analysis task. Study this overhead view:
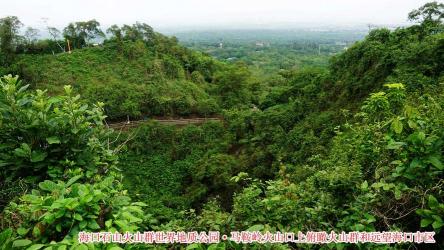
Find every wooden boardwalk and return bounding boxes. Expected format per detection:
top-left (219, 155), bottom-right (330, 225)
top-left (107, 117), bottom-right (221, 130)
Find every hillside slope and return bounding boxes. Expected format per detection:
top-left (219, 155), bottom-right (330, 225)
top-left (10, 33), bottom-right (223, 120)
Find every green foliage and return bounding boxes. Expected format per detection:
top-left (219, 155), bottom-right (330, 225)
top-left (10, 35), bottom-right (224, 119)
top-left (63, 20), bottom-right (104, 49)
top-left (0, 16), bottom-right (23, 66)
top-left (1, 3), bottom-right (444, 248)
top-left (2, 176), bottom-right (145, 245)
top-left (0, 75), bottom-right (113, 183)
top-left (417, 195), bottom-right (444, 231)
top-left (361, 92), bottom-right (390, 121)
top-left (218, 81), bottom-right (443, 244)
top-left (188, 153), bottom-right (240, 206)
top-left (106, 22), bottom-right (155, 45)
top-left (114, 5), bottom-right (444, 245)
top-left (330, 19), bottom-right (444, 102)
top-left (212, 62), bottom-right (252, 108)
top-left (0, 228), bottom-right (14, 250)
top-left (117, 121), bottom-right (233, 221)
top-left (0, 74), bottom-right (146, 248)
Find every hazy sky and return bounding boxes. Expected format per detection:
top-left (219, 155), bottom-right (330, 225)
top-left (0, 0), bottom-right (434, 30)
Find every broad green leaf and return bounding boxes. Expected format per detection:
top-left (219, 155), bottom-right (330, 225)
top-left (386, 141), bottom-right (405, 150)
top-left (88, 220), bottom-right (100, 230)
top-left (361, 181), bottom-right (368, 189)
top-left (122, 212), bottom-right (142, 223)
top-left (420, 218), bottom-right (433, 227)
top-left (48, 96), bottom-right (61, 104)
top-left (131, 202), bottom-right (147, 207)
top-left (394, 189), bottom-right (402, 200)
top-left (39, 180), bottom-right (57, 192)
top-left (410, 158), bottom-right (422, 169)
top-left (207, 244), bottom-right (223, 250)
top-left (108, 247), bottom-right (124, 250)
top-left (432, 220), bottom-right (444, 229)
top-left (428, 156), bottom-right (443, 170)
top-left (17, 227), bottom-right (29, 236)
top-left (0, 228), bottom-right (13, 245)
top-left (407, 120), bottom-right (418, 129)
top-left (31, 151), bottom-right (47, 162)
top-left (26, 244), bottom-right (45, 250)
top-left (73, 245), bottom-right (88, 250)
top-left (246, 224), bottom-right (264, 232)
top-left (354, 223), bottom-right (365, 231)
top-left (428, 195), bottom-right (439, 209)
top-left (105, 220), bottom-right (112, 228)
top-left (186, 244), bottom-right (201, 250)
top-left (46, 136), bottom-right (61, 144)
top-left (14, 144), bottom-right (31, 157)
top-left (409, 131), bottom-right (426, 144)
top-left (32, 226), bottom-right (41, 238)
top-left (74, 214), bottom-right (83, 221)
top-left (364, 213), bottom-right (376, 223)
top-left (17, 84), bottom-right (30, 93)
top-left (66, 175), bottom-right (82, 187)
top-left (391, 117), bottom-right (403, 134)
top-left (13, 239), bottom-right (32, 247)
top-left (14, 148), bottom-right (28, 157)
top-left (65, 200), bottom-right (80, 210)
top-left (416, 209), bottom-right (425, 216)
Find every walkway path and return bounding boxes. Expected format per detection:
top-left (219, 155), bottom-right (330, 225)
top-left (107, 117), bottom-right (221, 130)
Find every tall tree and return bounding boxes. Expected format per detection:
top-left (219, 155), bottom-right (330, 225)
top-left (23, 26), bottom-right (39, 45)
top-left (121, 22), bottom-right (155, 43)
top-left (63, 20), bottom-right (104, 49)
top-left (107, 24), bottom-right (123, 41)
top-left (0, 16), bottom-right (23, 65)
top-left (408, 1), bottom-right (444, 25)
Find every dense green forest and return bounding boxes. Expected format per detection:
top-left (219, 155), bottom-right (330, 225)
top-left (0, 1), bottom-right (444, 249)
top-left (174, 29), bottom-right (365, 76)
